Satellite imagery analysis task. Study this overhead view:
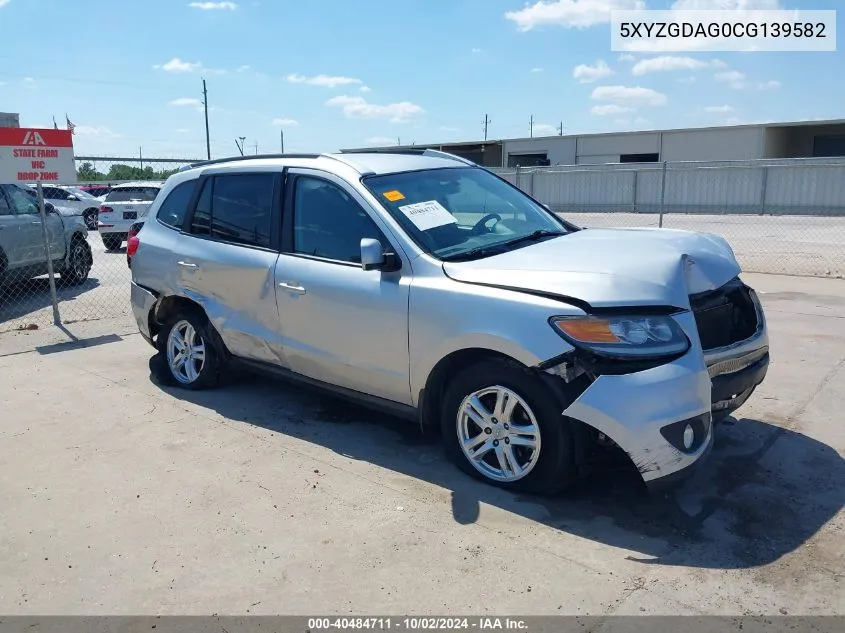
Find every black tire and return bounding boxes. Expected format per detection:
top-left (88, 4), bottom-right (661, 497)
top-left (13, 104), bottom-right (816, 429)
top-left (60, 238), bottom-right (92, 286)
top-left (441, 359), bottom-right (577, 495)
top-left (155, 309), bottom-right (223, 390)
top-left (102, 235), bottom-right (123, 251)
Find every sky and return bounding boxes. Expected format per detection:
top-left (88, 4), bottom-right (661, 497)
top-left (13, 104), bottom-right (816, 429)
top-left (0, 0), bottom-right (841, 160)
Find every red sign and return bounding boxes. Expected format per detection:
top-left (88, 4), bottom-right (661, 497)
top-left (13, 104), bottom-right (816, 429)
top-left (0, 127), bottom-right (76, 184)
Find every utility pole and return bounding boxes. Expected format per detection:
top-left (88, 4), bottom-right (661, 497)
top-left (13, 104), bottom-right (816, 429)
top-left (254, 142), bottom-right (259, 155)
top-left (558, 121), bottom-right (564, 136)
top-left (139, 146), bottom-right (143, 172)
top-left (280, 130), bottom-right (284, 153)
top-left (529, 115), bottom-right (534, 138)
top-left (397, 137), bottom-right (401, 146)
top-left (483, 113), bottom-right (490, 141)
top-left (236, 137), bottom-right (246, 156)
top-left (202, 79), bottom-right (211, 160)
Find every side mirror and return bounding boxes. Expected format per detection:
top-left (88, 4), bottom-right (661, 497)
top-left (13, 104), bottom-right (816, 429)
top-left (360, 238), bottom-right (399, 272)
top-left (67, 194), bottom-right (79, 201)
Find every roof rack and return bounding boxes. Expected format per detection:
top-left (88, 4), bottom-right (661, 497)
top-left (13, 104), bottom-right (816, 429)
top-left (178, 153), bottom-right (322, 172)
top-left (338, 148), bottom-right (476, 166)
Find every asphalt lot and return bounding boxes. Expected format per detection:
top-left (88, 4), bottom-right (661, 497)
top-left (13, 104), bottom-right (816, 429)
top-left (0, 273), bottom-right (842, 615)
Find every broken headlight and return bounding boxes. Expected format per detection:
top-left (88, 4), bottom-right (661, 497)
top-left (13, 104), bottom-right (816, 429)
top-left (550, 315), bottom-right (690, 359)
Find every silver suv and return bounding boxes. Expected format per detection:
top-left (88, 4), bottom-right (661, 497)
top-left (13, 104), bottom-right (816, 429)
top-left (129, 150), bottom-right (769, 493)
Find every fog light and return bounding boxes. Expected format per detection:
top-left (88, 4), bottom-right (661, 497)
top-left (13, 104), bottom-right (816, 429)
top-left (683, 424), bottom-right (695, 450)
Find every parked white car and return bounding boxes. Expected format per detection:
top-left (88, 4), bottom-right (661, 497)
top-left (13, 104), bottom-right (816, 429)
top-left (29, 185), bottom-right (102, 231)
top-left (98, 182), bottom-right (163, 251)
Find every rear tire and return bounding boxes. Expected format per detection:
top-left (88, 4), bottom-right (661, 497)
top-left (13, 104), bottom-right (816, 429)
top-left (156, 310), bottom-right (223, 390)
top-left (60, 238), bottom-right (92, 286)
top-left (441, 359), bottom-right (577, 495)
top-left (102, 235), bottom-right (123, 251)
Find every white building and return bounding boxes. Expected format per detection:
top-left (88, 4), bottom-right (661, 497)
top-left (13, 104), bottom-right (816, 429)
top-left (0, 112), bottom-right (20, 127)
top-left (344, 119), bottom-right (845, 167)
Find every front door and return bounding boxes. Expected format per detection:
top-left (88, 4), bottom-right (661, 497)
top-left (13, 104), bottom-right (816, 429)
top-left (274, 169), bottom-right (411, 405)
top-left (175, 170), bottom-right (286, 365)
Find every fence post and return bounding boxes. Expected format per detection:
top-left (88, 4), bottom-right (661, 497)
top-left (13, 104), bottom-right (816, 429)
top-left (36, 183), bottom-right (61, 326)
top-left (515, 164), bottom-right (521, 190)
top-left (658, 161), bottom-right (668, 228)
top-left (530, 169), bottom-right (536, 197)
top-left (759, 166), bottom-right (768, 215)
top-left (631, 169), bottom-right (639, 213)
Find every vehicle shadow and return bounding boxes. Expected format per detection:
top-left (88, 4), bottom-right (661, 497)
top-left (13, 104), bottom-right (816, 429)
top-left (0, 277), bottom-right (102, 325)
top-left (147, 356), bottom-right (844, 571)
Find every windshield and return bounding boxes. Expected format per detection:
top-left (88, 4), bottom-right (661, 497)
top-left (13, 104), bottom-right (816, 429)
top-left (64, 187), bottom-right (97, 200)
top-left (105, 187), bottom-right (160, 203)
top-left (364, 167), bottom-right (568, 260)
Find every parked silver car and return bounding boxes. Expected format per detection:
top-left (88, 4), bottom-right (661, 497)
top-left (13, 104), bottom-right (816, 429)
top-left (129, 150), bottom-right (769, 493)
top-left (0, 184), bottom-right (93, 286)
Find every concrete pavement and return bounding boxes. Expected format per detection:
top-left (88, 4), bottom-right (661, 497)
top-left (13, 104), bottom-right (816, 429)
top-left (0, 273), bottom-right (842, 615)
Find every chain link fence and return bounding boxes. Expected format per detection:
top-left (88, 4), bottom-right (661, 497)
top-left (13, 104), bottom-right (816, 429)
top-left (493, 158), bottom-right (845, 279)
top-left (2, 156), bottom-right (844, 334)
top-left (0, 157), bottom-right (199, 333)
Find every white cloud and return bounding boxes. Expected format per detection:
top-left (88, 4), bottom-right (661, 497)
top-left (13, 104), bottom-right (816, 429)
top-left (671, 0), bottom-right (781, 8)
top-left (573, 60), bottom-right (613, 83)
top-left (532, 123), bottom-right (558, 135)
top-left (175, 128), bottom-right (191, 133)
top-left (591, 85), bottom-right (667, 106)
top-left (169, 97), bottom-right (201, 106)
top-left (530, 67), bottom-right (544, 73)
top-left (705, 105), bottom-right (734, 113)
top-left (326, 95), bottom-right (425, 123)
top-left (678, 75), bottom-right (697, 84)
top-left (618, 54), bottom-right (636, 62)
top-left (237, 65), bottom-right (251, 72)
top-left (715, 70), bottom-right (780, 91)
top-left (471, 48), bottom-right (483, 53)
top-left (632, 56), bottom-right (725, 75)
top-left (439, 126), bottom-right (461, 132)
top-left (0, 0), bottom-right (10, 8)
top-left (287, 73), bottom-right (363, 88)
top-left (188, 1), bottom-right (237, 9)
top-left (74, 125), bottom-right (120, 138)
top-left (156, 57), bottom-right (203, 73)
top-left (365, 136), bottom-right (396, 145)
top-left (23, 77), bottom-right (35, 83)
top-left (271, 118), bottom-right (299, 126)
top-left (591, 104), bottom-right (635, 116)
top-left (506, 0), bottom-right (646, 30)
top-left (359, 85), bottom-right (372, 93)
top-left (0, 81), bottom-right (5, 86)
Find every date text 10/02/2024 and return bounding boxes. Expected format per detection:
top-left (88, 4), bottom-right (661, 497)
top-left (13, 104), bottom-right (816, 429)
top-left (307, 617), bottom-right (528, 630)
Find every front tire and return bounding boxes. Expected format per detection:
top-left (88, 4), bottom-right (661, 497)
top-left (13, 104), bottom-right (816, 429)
top-left (83, 209), bottom-right (98, 230)
top-left (157, 311), bottom-right (223, 390)
top-left (60, 239), bottom-right (92, 286)
top-left (441, 359), bottom-right (577, 495)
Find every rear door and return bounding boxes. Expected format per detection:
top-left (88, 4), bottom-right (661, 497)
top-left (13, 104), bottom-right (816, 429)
top-left (175, 169), bottom-right (286, 365)
top-left (0, 187), bottom-right (28, 269)
top-left (2, 185), bottom-right (47, 265)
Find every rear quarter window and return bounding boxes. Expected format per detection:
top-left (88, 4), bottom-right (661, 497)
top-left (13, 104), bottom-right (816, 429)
top-left (155, 181), bottom-right (197, 230)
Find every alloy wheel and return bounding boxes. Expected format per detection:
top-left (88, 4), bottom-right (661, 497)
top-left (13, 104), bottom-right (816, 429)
top-left (456, 385), bottom-right (541, 483)
top-left (166, 320), bottom-right (207, 385)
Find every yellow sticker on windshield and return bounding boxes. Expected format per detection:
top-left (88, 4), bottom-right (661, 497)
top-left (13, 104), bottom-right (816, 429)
top-left (383, 190), bottom-right (405, 202)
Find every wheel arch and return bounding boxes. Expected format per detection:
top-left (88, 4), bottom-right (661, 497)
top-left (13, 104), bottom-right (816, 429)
top-left (151, 294), bottom-right (231, 359)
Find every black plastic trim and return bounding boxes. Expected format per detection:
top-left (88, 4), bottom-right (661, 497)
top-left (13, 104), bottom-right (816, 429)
top-left (711, 353), bottom-right (770, 403)
top-left (659, 412), bottom-right (712, 454)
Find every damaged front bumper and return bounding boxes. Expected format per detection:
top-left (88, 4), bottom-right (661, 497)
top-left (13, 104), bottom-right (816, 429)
top-left (130, 281), bottom-right (158, 347)
top-left (544, 308), bottom-right (769, 491)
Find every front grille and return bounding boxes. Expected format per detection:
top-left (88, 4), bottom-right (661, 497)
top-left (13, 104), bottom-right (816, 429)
top-left (690, 278), bottom-right (759, 350)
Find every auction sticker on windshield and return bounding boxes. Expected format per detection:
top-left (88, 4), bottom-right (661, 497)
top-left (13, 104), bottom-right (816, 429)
top-left (0, 128), bottom-right (76, 184)
top-left (398, 200), bottom-right (457, 231)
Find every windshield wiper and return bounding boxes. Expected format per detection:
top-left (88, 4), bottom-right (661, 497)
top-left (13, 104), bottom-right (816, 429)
top-left (440, 230), bottom-right (566, 262)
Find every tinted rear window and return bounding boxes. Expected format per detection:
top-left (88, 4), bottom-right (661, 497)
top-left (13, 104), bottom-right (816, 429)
top-left (105, 187), bottom-right (160, 202)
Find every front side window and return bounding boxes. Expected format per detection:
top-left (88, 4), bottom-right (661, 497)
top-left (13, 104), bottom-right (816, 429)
top-left (364, 167), bottom-right (568, 261)
top-left (157, 181), bottom-right (197, 230)
top-left (188, 174), bottom-right (274, 248)
top-left (0, 188), bottom-right (11, 216)
top-left (45, 187), bottom-right (68, 200)
top-left (292, 176), bottom-right (386, 263)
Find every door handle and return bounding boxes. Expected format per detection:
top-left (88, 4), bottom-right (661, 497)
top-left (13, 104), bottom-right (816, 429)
top-left (31, 221), bottom-right (42, 225)
top-left (278, 281), bottom-right (306, 294)
top-left (177, 261), bottom-right (198, 268)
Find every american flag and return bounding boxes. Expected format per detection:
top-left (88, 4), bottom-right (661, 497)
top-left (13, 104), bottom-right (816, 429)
top-left (65, 115), bottom-right (76, 135)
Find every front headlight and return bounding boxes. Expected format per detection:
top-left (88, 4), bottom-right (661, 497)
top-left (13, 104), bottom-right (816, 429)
top-left (550, 315), bottom-right (689, 358)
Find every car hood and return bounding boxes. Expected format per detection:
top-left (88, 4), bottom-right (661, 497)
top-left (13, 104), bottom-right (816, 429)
top-left (441, 227), bottom-right (741, 310)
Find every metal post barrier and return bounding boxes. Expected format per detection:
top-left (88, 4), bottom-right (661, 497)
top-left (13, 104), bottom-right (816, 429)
top-left (658, 161), bottom-right (668, 228)
top-left (631, 169), bottom-right (639, 213)
top-left (759, 166), bottom-right (769, 215)
top-left (36, 183), bottom-right (61, 326)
